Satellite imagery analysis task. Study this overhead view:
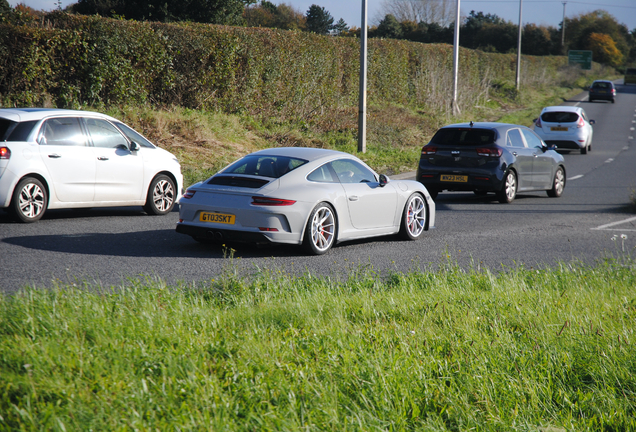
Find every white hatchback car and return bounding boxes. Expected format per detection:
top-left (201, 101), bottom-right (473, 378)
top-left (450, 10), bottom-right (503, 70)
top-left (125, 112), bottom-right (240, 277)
top-left (532, 106), bottom-right (595, 154)
top-left (0, 108), bottom-right (183, 222)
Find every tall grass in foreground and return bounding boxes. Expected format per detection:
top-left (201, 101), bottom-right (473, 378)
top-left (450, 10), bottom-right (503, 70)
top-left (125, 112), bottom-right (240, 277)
top-left (1, 259), bottom-right (635, 431)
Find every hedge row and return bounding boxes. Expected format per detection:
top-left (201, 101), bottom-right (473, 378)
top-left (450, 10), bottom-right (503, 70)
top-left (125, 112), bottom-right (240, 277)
top-left (0, 12), bottom-right (577, 120)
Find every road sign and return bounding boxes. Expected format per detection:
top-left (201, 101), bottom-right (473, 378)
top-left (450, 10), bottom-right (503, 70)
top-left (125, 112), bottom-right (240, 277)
top-left (568, 50), bottom-right (592, 70)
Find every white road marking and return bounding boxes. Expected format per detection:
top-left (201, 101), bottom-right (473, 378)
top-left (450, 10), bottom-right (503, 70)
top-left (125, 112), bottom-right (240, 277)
top-left (568, 175), bottom-right (584, 180)
top-left (605, 158), bottom-right (614, 163)
top-left (592, 216), bottom-right (636, 231)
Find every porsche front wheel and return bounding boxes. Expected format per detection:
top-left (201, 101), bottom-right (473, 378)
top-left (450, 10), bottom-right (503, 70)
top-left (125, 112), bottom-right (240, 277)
top-left (399, 193), bottom-right (427, 240)
top-left (303, 203), bottom-right (337, 255)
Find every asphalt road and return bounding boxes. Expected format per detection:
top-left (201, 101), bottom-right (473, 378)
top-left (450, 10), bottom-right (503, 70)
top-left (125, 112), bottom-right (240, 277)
top-left (2, 84), bottom-right (636, 293)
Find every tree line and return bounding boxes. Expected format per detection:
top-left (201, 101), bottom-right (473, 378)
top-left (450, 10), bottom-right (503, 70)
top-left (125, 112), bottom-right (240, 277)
top-left (1, 0), bottom-right (634, 67)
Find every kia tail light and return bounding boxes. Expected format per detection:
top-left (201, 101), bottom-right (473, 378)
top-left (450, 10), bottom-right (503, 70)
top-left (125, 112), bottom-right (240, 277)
top-left (421, 145), bottom-right (437, 155)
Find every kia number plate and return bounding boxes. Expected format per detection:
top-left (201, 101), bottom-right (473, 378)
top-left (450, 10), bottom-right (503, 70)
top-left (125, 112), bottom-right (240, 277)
top-left (550, 127), bottom-right (568, 131)
top-left (440, 174), bottom-right (467, 182)
top-left (199, 212), bottom-right (235, 224)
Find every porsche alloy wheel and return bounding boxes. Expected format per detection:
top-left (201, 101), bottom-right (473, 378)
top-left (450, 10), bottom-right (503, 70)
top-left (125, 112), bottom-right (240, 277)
top-left (304, 203), bottom-right (336, 255)
top-left (400, 193), bottom-right (426, 240)
top-left (144, 174), bottom-right (176, 215)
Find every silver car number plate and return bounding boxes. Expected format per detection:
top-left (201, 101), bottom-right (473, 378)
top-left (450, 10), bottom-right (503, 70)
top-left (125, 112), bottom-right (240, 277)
top-left (199, 212), bottom-right (235, 224)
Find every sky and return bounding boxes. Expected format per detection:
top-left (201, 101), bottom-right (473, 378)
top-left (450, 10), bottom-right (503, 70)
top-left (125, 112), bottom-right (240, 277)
top-left (10, 0), bottom-right (636, 31)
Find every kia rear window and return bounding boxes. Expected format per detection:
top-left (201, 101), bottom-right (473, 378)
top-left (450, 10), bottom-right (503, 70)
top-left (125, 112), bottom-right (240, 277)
top-left (540, 112), bottom-right (579, 123)
top-left (0, 119), bottom-right (38, 141)
top-left (592, 82), bottom-right (611, 89)
top-left (431, 128), bottom-right (496, 146)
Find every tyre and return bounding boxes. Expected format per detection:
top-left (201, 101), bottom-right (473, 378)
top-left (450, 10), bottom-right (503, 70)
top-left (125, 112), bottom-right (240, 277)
top-left (399, 193), bottom-right (427, 240)
top-left (497, 170), bottom-right (517, 203)
top-left (580, 145), bottom-right (587, 155)
top-left (303, 202), bottom-right (336, 255)
top-left (10, 177), bottom-right (48, 223)
top-left (611, 99), bottom-right (615, 104)
top-left (547, 166), bottom-right (565, 197)
top-left (143, 174), bottom-right (176, 215)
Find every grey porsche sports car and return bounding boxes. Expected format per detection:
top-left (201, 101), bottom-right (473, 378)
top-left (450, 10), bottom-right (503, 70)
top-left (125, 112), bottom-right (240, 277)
top-left (176, 147), bottom-right (436, 255)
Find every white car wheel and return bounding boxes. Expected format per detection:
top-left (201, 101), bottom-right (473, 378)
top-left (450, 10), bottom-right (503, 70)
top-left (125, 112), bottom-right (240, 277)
top-left (303, 203), bottom-right (336, 255)
top-left (11, 177), bottom-right (48, 223)
top-left (400, 193), bottom-right (426, 240)
top-left (144, 174), bottom-right (176, 215)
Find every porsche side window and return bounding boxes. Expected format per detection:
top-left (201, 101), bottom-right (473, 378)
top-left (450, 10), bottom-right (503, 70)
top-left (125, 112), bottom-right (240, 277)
top-left (331, 159), bottom-right (375, 184)
top-left (85, 118), bottom-right (129, 149)
top-left (39, 118), bottom-right (86, 146)
top-left (307, 165), bottom-right (338, 183)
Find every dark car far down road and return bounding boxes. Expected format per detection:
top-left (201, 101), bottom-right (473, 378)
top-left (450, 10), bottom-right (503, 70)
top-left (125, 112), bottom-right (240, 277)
top-left (416, 122), bottom-right (566, 203)
top-left (588, 80), bottom-right (616, 103)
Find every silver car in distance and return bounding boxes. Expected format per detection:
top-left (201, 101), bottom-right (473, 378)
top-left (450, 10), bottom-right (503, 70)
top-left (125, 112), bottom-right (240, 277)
top-left (176, 147), bottom-right (436, 255)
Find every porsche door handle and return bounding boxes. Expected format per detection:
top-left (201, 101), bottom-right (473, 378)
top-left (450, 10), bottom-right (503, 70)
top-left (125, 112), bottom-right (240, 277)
top-left (48, 154), bottom-right (61, 158)
top-left (349, 196), bottom-right (359, 201)
top-left (97, 156), bottom-right (109, 161)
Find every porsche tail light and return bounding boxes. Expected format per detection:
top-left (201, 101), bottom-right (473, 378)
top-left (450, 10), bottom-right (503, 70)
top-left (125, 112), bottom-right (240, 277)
top-left (182, 189), bottom-right (196, 199)
top-left (476, 147), bottom-right (502, 157)
top-left (0, 147), bottom-right (10, 159)
top-left (252, 196), bottom-right (296, 206)
top-left (421, 145), bottom-right (437, 155)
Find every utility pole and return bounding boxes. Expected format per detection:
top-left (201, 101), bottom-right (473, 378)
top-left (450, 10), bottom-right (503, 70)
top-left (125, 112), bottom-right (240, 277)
top-left (561, 2), bottom-right (567, 48)
top-left (451, 0), bottom-right (460, 116)
top-left (357, 0), bottom-right (368, 153)
top-left (515, 0), bottom-right (523, 90)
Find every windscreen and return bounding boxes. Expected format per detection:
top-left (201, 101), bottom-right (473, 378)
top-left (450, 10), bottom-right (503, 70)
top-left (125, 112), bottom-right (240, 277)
top-left (221, 155), bottom-right (307, 178)
top-left (430, 128), bottom-right (496, 146)
top-left (541, 112), bottom-right (579, 123)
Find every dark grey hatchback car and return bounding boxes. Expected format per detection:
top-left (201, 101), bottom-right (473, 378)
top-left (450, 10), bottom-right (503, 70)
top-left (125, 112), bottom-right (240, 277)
top-left (416, 122), bottom-right (566, 203)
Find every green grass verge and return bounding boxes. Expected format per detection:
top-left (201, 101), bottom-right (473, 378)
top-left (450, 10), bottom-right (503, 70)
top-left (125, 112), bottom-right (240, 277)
top-left (1, 255), bottom-right (635, 431)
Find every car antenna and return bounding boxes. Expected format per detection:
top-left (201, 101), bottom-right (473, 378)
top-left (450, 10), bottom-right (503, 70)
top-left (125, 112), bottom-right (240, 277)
top-left (469, 121), bottom-right (474, 127)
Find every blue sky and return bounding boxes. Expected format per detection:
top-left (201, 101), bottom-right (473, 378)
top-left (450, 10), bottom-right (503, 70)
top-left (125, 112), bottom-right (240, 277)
top-left (10, 0), bottom-right (636, 30)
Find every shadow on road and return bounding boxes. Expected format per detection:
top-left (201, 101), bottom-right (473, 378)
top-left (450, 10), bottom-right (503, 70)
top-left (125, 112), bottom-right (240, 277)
top-left (1, 228), bottom-right (316, 259)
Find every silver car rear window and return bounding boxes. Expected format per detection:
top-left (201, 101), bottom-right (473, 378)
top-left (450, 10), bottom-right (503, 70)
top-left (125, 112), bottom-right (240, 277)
top-left (223, 155), bottom-right (308, 178)
top-left (540, 112), bottom-right (579, 123)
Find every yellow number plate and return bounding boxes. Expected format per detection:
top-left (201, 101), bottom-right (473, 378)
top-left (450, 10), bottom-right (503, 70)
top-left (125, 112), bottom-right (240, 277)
top-left (550, 127), bottom-right (568, 131)
top-left (440, 174), bottom-right (467, 182)
top-left (199, 212), bottom-right (235, 224)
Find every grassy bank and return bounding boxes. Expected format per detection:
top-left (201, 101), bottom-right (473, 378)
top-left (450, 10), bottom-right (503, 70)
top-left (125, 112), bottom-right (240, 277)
top-left (104, 73), bottom-right (612, 189)
top-left (1, 256), bottom-right (635, 431)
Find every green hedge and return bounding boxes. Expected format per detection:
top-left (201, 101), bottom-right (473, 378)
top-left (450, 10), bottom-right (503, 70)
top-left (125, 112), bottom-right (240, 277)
top-left (0, 12), bottom-right (580, 119)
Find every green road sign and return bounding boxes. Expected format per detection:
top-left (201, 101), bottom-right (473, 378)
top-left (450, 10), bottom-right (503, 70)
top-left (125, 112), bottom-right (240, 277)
top-left (568, 50), bottom-right (592, 70)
